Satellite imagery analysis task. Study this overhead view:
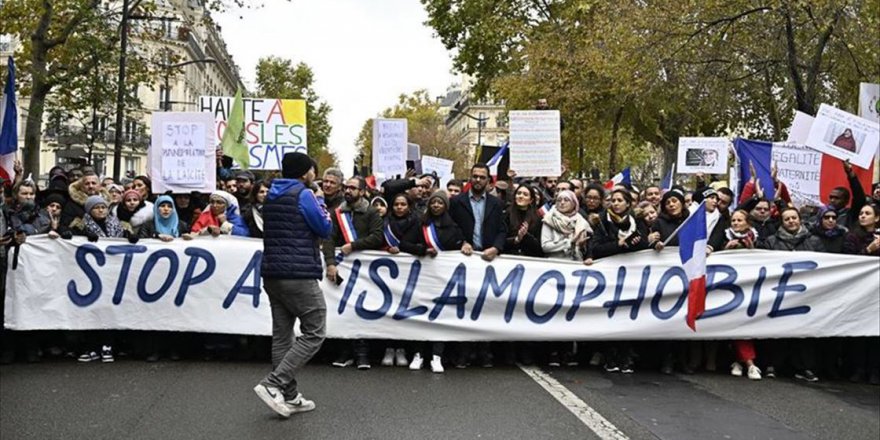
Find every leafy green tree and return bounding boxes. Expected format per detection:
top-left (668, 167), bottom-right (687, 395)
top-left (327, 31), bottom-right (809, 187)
top-left (0, 0), bottom-right (161, 175)
top-left (254, 56), bottom-right (336, 168)
top-left (422, 0), bottom-right (879, 179)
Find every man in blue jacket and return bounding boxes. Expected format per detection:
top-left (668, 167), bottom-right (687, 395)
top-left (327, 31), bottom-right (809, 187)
top-left (254, 152), bottom-right (332, 418)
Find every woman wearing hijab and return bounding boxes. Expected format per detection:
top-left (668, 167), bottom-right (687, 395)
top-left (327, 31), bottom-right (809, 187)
top-left (189, 190), bottom-right (248, 237)
top-left (832, 128), bottom-right (858, 152)
top-left (810, 206), bottom-right (848, 254)
top-left (541, 190), bottom-right (590, 261)
top-left (541, 189), bottom-right (590, 367)
top-left (139, 195), bottom-right (191, 240)
top-left (408, 190), bottom-right (464, 374)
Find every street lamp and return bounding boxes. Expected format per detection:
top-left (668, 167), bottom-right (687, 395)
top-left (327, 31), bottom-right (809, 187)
top-left (449, 108), bottom-right (489, 160)
top-left (161, 57), bottom-right (216, 111)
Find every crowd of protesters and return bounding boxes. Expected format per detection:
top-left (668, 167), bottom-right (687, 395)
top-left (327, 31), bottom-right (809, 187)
top-left (1, 152), bottom-right (878, 386)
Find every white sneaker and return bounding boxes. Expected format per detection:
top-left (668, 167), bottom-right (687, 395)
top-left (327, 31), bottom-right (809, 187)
top-left (395, 348), bottom-right (408, 367)
top-left (284, 392), bottom-right (316, 414)
top-left (747, 365), bottom-right (762, 380)
top-left (101, 346), bottom-right (114, 363)
top-left (431, 355), bottom-right (444, 374)
top-left (730, 362), bottom-right (743, 377)
top-left (253, 384), bottom-right (291, 418)
top-left (409, 352), bottom-right (423, 370)
top-left (381, 348), bottom-right (395, 366)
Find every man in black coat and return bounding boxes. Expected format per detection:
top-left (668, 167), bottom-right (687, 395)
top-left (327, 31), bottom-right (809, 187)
top-left (449, 163), bottom-right (507, 261)
top-left (448, 163), bottom-right (507, 368)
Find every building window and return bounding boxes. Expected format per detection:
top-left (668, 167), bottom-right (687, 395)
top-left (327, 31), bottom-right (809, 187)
top-left (125, 157), bottom-right (140, 175)
top-left (478, 112), bottom-right (487, 128)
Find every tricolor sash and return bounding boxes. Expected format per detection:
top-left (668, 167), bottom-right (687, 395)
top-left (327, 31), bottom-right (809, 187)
top-left (335, 209), bottom-right (358, 263)
top-left (537, 202), bottom-right (552, 218)
top-left (422, 222), bottom-right (444, 251)
top-left (383, 222), bottom-right (401, 248)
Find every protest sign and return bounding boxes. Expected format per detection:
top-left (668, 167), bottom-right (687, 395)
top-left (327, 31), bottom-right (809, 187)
top-left (149, 112), bottom-right (215, 194)
top-left (677, 137), bottom-right (728, 174)
top-left (372, 119), bottom-right (408, 182)
top-left (6, 236), bottom-right (879, 341)
top-left (734, 138), bottom-right (873, 206)
top-left (199, 96), bottom-right (307, 170)
top-left (786, 111), bottom-right (815, 144)
top-left (421, 155), bottom-right (455, 188)
top-left (805, 104), bottom-right (880, 169)
top-left (860, 83), bottom-right (880, 123)
top-left (509, 110), bottom-right (561, 176)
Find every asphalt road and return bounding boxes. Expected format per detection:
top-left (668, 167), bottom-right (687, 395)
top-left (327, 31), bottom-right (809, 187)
top-left (1, 359), bottom-right (878, 440)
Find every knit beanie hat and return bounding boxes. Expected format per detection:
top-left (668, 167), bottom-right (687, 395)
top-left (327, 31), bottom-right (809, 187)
top-left (282, 152), bottom-right (314, 179)
top-left (428, 189), bottom-right (449, 208)
top-left (122, 189), bottom-right (142, 202)
top-left (43, 193), bottom-right (66, 208)
top-left (84, 195), bottom-right (108, 214)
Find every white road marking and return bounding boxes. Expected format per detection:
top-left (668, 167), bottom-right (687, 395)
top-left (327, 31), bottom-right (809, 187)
top-left (519, 365), bottom-right (629, 440)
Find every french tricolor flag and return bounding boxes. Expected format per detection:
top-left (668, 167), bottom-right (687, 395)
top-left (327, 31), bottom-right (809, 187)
top-left (734, 138), bottom-right (873, 206)
top-left (487, 141), bottom-right (508, 176)
top-left (679, 201), bottom-right (708, 332)
top-left (604, 167), bottom-right (631, 190)
top-left (0, 57), bottom-right (17, 186)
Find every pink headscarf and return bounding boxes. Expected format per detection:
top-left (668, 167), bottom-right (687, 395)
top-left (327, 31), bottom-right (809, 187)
top-left (555, 190), bottom-right (579, 216)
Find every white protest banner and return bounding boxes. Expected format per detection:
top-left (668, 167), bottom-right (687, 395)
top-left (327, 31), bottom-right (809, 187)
top-left (805, 104), bottom-right (880, 169)
top-left (786, 111), bottom-right (815, 144)
top-left (421, 155), bottom-right (455, 188)
top-left (199, 96), bottom-right (307, 170)
top-left (509, 110), bottom-right (561, 177)
top-left (677, 137), bottom-right (729, 174)
top-left (372, 119), bottom-right (407, 182)
top-left (6, 236), bottom-right (879, 340)
top-left (860, 83), bottom-right (880, 123)
top-left (149, 112), bottom-right (216, 194)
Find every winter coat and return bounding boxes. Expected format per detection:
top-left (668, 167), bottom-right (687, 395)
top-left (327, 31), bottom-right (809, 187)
top-left (760, 226), bottom-right (825, 252)
top-left (590, 212), bottom-right (650, 259)
top-left (843, 228), bottom-right (880, 256)
top-left (322, 197), bottom-right (384, 265)
top-left (810, 224), bottom-right (848, 254)
top-left (449, 191), bottom-right (507, 252)
top-left (386, 212), bottom-right (426, 256)
top-left (190, 206), bottom-right (249, 236)
top-left (503, 208), bottom-right (544, 258)
top-left (414, 213), bottom-right (465, 253)
top-left (653, 211), bottom-right (689, 248)
top-left (59, 179), bottom-right (111, 235)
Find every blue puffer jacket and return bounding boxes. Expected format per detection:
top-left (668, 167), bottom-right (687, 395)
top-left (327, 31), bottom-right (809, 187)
top-left (261, 179), bottom-right (331, 279)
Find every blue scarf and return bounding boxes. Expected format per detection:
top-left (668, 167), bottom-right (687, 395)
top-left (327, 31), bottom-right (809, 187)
top-left (153, 195), bottom-right (180, 237)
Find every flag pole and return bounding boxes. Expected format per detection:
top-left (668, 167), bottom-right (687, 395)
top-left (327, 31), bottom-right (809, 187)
top-left (661, 200), bottom-right (706, 247)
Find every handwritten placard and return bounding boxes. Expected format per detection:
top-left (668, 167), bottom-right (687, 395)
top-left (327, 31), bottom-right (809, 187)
top-left (509, 110), bottom-right (561, 177)
top-left (149, 112), bottom-right (216, 193)
top-left (372, 118), bottom-right (408, 182)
